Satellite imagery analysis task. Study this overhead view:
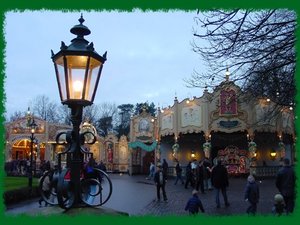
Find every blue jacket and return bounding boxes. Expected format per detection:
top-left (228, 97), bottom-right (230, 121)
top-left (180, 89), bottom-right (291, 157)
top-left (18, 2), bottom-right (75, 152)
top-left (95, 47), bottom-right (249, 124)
top-left (185, 195), bottom-right (205, 214)
top-left (244, 181), bottom-right (259, 204)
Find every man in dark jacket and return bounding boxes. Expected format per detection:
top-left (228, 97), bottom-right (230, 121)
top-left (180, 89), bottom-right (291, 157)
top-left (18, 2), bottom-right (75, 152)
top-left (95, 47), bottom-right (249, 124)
top-left (195, 160), bottom-right (205, 193)
top-left (185, 190), bottom-right (205, 215)
top-left (154, 164), bottom-right (168, 202)
top-left (211, 159), bottom-right (230, 208)
top-left (174, 162), bottom-right (184, 185)
top-left (185, 161), bottom-right (194, 189)
top-left (162, 159), bottom-right (169, 179)
top-left (275, 158), bottom-right (295, 213)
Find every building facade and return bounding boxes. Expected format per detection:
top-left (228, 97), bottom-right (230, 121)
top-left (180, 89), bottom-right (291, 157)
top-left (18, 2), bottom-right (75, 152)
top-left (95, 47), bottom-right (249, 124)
top-left (4, 118), bottom-right (130, 173)
top-left (4, 77), bottom-right (295, 176)
top-left (128, 76), bottom-right (295, 176)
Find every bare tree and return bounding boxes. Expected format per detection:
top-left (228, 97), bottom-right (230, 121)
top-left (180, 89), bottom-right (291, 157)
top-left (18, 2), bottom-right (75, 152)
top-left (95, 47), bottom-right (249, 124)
top-left (97, 102), bottom-right (118, 118)
top-left (30, 95), bottom-right (61, 123)
top-left (8, 110), bottom-right (24, 122)
top-left (94, 102), bottom-right (118, 136)
top-left (82, 104), bottom-right (100, 125)
top-left (57, 104), bottom-right (71, 125)
top-left (187, 9), bottom-right (296, 107)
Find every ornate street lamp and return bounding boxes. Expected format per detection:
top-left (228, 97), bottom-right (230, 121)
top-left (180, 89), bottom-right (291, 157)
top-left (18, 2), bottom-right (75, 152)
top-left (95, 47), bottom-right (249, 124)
top-left (26, 108), bottom-right (37, 188)
top-left (51, 14), bottom-right (107, 208)
top-left (52, 15), bottom-right (106, 107)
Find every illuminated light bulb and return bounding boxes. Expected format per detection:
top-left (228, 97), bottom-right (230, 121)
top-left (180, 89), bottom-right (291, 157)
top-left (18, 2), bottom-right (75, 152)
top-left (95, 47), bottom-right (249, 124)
top-left (73, 80), bottom-right (83, 92)
top-left (73, 80), bottom-right (83, 98)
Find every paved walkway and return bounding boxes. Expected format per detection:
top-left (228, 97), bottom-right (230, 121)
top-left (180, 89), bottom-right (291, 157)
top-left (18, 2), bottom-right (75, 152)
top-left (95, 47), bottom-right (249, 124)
top-left (5, 174), bottom-right (278, 216)
top-left (138, 176), bottom-right (277, 216)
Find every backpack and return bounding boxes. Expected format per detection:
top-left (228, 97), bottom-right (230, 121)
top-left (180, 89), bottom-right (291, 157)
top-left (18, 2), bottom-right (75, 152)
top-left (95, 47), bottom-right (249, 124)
top-left (86, 166), bottom-right (94, 173)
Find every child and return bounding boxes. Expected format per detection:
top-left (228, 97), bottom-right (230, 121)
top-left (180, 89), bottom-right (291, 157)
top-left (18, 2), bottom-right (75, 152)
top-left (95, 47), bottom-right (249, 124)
top-left (185, 190), bottom-right (205, 215)
top-left (244, 175), bottom-right (259, 215)
top-left (38, 170), bottom-right (51, 207)
top-left (272, 194), bottom-right (285, 216)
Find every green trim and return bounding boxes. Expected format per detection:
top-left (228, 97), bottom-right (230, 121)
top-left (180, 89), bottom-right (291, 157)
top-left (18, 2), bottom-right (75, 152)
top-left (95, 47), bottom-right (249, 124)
top-left (128, 141), bottom-right (157, 152)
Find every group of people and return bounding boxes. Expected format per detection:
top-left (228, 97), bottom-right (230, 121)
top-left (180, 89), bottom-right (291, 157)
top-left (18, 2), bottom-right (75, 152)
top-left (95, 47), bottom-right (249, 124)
top-left (5, 159), bottom-right (53, 177)
top-left (244, 158), bottom-right (295, 216)
top-left (182, 158), bottom-right (213, 193)
top-left (151, 157), bottom-right (295, 216)
top-left (150, 158), bottom-right (230, 212)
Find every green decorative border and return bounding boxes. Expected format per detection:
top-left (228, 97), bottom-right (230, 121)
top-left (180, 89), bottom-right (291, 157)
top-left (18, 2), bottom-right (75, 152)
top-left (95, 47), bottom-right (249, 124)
top-left (1, 1), bottom-right (299, 225)
top-left (129, 141), bottom-right (157, 152)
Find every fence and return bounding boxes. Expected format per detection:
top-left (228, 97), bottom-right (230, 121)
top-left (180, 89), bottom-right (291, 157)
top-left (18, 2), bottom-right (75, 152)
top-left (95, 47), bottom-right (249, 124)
top-left (250, 166), bottom-right (282, 178)
top-left (167, 166), bottom-right (282, 178)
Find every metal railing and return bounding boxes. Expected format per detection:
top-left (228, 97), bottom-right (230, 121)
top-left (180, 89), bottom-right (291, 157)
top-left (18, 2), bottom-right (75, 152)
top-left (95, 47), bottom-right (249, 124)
top-left (250, 166), bottom-right (282, 178)
top-left (167, 166), bottom-right (282, 178)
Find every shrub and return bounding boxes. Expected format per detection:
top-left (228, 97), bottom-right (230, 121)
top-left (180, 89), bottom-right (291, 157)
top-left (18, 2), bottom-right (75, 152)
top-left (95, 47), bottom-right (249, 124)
top-left (4, 187), bottom-right (39, 206)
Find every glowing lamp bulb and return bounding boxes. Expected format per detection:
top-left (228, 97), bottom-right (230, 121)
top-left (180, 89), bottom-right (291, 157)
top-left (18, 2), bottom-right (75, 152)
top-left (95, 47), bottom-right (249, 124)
top-left (73, 80), bottom-right (83, 92)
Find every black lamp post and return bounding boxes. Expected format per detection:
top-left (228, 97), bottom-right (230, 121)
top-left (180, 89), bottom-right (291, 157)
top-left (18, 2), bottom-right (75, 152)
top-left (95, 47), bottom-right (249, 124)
top-left (26, 108), bottom-right (37, 188)
top-left (51, 14), bottom-right (107, 208)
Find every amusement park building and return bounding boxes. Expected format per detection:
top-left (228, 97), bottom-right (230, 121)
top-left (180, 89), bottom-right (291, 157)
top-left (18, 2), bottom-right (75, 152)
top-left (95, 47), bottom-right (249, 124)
top-left (4, 118), bottom-right (130, 173)
top-left (4, 77), bottom-right (295, 176)
top-left (129, 76), bottom-right (295, 176)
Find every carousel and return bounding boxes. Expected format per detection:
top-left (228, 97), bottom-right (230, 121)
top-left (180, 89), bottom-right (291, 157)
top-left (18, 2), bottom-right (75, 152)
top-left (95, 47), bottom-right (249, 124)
top-left (129, 71), bottom-right (295, 176)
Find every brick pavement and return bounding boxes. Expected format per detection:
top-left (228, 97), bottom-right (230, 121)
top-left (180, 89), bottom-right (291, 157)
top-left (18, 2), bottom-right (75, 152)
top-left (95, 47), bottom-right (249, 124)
top-left (138, 177), bottom-right (278, 216)
top-left (5, 174), bottom-right (279, 217)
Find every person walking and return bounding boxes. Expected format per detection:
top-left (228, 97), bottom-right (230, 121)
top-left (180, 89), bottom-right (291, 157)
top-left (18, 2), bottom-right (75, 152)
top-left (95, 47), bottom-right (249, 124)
top-left (174, 162), bottom-right (184, 185)
top-left (195, 160), bottom-right (205, 194)
top-left (185, 190), bottom-right (205, 215)
top-left (244, 175), bottom-right (259, 215)
top-left (154, 164), bottom-right (168, 202)
top-left (146, 162), bottom-right (155, 180)
top-left (211, 159), bottom-right (230, 208)
top-left (203, 157), bottom-right (212, 190)
top-left (162, 159), bottom-right (169, 179)
top-left (275, 158), bottom-right (296, 214)
top-left (185, 161), bottom-right (194, 189)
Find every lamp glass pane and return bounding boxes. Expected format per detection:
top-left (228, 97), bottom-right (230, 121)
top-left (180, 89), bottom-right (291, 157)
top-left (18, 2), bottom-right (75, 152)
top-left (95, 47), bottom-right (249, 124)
top-left (85, 57), bottom-right (102, 101)
top-left (66, 55), bottom-right (88, 100)
top-left (55, 57), bottom-right (67, 101)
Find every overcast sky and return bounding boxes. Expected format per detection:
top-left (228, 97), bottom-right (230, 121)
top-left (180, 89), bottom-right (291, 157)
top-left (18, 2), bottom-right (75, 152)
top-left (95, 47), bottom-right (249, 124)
top-left (4, 10), bottom-right (206, 118)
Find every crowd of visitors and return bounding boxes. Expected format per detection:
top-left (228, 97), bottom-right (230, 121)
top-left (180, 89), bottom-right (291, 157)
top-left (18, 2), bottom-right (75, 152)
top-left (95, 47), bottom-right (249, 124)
top-left (5, 159), bottom-right (52, 177)
top-left (7, 156), bottom-right (296, 216)
top-left (150, 157), bottom-right (295, 216)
